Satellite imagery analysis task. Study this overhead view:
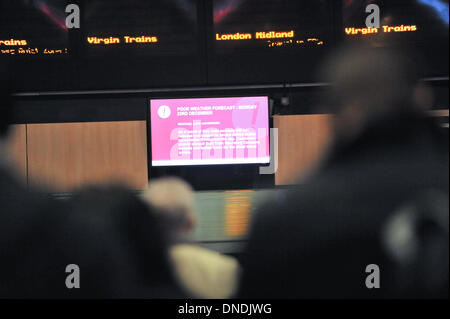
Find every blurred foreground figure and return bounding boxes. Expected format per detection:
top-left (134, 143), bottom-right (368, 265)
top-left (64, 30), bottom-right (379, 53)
top-left (239, 46), bottom-right (449, 298)
top-left (0, 62), bottom-right (182, 298)
top-left (143, 177), bottom-right (240, 299)
top-left (63, 186), bottom-right (185, 298)
top-left (0, 63), bottom-right (67, 297)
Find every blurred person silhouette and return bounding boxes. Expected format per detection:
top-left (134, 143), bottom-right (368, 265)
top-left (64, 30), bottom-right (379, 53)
top-left (0, 60), bottom-right (68, 297)
top-left (142, 177), bottom-right (240, 299)
top-left (60, 186), bottom-right (186, 298)
top-left (0, 61), bottom-right (183, 298)
top-left (239, 45), bottom-right (449, 298)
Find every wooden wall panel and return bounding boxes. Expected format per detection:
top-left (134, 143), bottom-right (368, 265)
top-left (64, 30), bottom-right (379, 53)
top-left (27, 121), bottom-right (148, 191)
top-left (274, 114), bottom-right (332, 185)
top-left (4, 124), bottom-right (27, 183)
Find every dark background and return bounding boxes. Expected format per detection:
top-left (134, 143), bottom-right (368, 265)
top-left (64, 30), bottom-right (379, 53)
top-left (1, 0), bottom-right (448, 91)
top-left (1, 0), bottom-right (449, 190)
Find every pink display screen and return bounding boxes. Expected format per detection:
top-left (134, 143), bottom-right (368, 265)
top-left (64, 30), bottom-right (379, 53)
top-left (150, 96), bottom-right (270, 166)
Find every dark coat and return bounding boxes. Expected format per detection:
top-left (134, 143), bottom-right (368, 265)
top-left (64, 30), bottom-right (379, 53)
top-left (239, 114), bottom-right (449, 298)
top-left (0, 169), bottom-right (185, 298)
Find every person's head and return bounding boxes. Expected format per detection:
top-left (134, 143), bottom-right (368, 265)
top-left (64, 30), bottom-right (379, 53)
top-left (319, 45), bottom-right (432, 143)
top-left (63, 185), bottom-right (180, 298)
top-left (0, 60), bottom-right (13, 139)
top-left (0, 184), bottom-right (184, 298)
top-left (142, 177), bottom-right (195, 240)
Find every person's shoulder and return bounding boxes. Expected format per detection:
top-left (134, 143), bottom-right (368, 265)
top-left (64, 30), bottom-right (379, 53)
top-left (171, 243), bottom-right (238, 268)
top-left (248, 169), bottom-right (373, 245)
top-left (253, 173), bottom-right (348, 221)
top-left (67, 185), bottom-right (150, 218)
top-left (170, 244), bottom-right (240, 298)
top-left (0, 168), bottom-right (63, 216)
top-left (69, 184), bottom-right (137, 203)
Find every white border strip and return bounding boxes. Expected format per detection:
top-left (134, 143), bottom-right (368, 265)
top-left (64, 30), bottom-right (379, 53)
top-left (152, 157), bottom-right (270, 167)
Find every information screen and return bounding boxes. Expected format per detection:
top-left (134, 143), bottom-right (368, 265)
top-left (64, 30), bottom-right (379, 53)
top-left (208, 0), bottom-right (335, 84)
top-left (82, 0), bottom-right (198, 57)
top-left (213, 0), bottom-right (333, 52)
top-left (151, 97), bottom-right (270, 166)
top-left (342, 0), bottom-right (449, 76)
top-left (343, 0), bottom-right (449, 45)
top-left (0, 0), bottom-right (69, 58)
top-left (75, 0), bottom-right (205, 91)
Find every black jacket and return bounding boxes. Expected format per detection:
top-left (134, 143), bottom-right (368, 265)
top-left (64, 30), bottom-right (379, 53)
top-left (239, 114), bottom-right (449, 298)
top-left (0, 168), bottom-right (185, 298)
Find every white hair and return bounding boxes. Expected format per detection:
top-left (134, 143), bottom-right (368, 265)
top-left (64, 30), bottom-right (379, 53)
top-left (142, 177), bottom-right (195, 234)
